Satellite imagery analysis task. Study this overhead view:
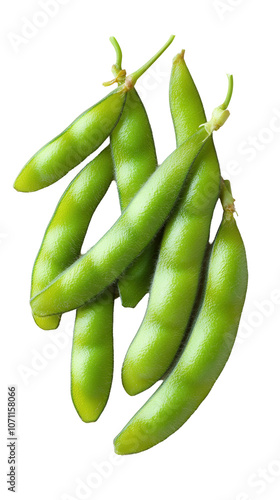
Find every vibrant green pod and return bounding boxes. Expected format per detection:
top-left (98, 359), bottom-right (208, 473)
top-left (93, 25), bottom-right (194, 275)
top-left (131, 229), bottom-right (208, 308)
top-left (170, 50), bottom-right (223, 212)
top-left (110, 38), bottom-right (159, 307)
top-left (31, 146), bottom-right (113, 330)
top-left (14, 36), bottom-right (175, 192)
top-left (71, 288), bottom-right (114, 422)
top-left (70, 35), bottom-right (159, 417)
top-left (14, 90), bottom-right (125, 192)
top-left (114, 182), bottom-right (248, 455)
top-left (111, 89), bottom-right (157, 210)
top-left (31, 101), bottom-right (230, 318)
top-left (121, 53), bottom-right (227, 395)
top-left (161, 242), bottom-right (212, 380)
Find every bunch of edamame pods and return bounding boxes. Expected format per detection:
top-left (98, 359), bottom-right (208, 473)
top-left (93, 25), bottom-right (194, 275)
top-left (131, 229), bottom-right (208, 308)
top-left (14, 35), bottom-right (248, 455)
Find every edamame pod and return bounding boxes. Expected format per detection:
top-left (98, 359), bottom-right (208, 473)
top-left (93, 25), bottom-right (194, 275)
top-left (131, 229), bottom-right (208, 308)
top-left (71, 288), bottom-right (115, 422)
top-left (114, 181), bottom-right (248, 454)
top-left (31, 99), bottom-right (230, 317)
top-left (70, 39), bottom-right (172, 420)
top-left (31, 146), bottom-right (113, 330)
top-left (14, 90), bottom-right (125, 192)
top-left (121, 55), bottom-right (230, 394)
top-left (14, 36), bottom-right (175, 192)
top-left (110, 37), bottom-right (159, 307)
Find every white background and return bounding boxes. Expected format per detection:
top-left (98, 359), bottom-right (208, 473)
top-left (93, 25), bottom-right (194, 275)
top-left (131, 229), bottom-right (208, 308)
top-left (1, 0), bottom-right (280, 499)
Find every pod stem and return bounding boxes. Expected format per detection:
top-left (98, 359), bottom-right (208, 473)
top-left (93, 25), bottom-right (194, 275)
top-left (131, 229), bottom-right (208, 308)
top-left (110, 36), bottom-right (123, 73)
top-left (204, 74), bottom-right (233, 135)
top-left (109, 37), bottom-right (127, 86)
top-left (103, 37), bottom-right (126, 86)
top-left (220, 178), bottom-right (236, 217)
top-left (123, 35), bottom-right (175, 90)
top-left (220, 74), bottom-right (234, 110)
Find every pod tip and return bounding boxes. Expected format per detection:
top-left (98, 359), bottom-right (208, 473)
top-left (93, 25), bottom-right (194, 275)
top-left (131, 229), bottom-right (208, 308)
top-left (173, 49), bottom-right (185, 63)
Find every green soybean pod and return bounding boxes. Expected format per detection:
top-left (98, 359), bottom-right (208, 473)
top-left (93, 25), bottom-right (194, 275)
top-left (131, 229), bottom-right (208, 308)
top-left (110, 37), bottom-right (159, 307)
top-left (121, 55), bottom-right (230, 395)
top-left (30, 99), bottom-right (230, 318)
top-left (14, 89), bottom-right (125, 192)
top-left (71, 39), bottom-right (160, 420)
top-left (71, 288), bottom-right (115, 422)
top-left (31, 146), bottom-right (113, 330)
top-left (114, 181), bottom-right (248, 455)
top-left (14, 36), bottom-right (175, 192)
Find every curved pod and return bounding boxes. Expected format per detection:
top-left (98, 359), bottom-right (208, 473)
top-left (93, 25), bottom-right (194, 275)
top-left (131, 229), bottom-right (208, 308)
top-left (71, 289), bottom-right (114, 422)
top-left (31, 146), bottom-right (113, 330)
top-left (114, 200), bottom-right (248, 454)
top-left (121, 52), bottom-right (223, 394)
top-left (30, 99), bottom-right (230, 317)
top-left (111, 80), bottom-right (158, 307)
top-left (14, 35), bottom-right (175, 192)
top-left (14, 91), bottom-right (125, 192)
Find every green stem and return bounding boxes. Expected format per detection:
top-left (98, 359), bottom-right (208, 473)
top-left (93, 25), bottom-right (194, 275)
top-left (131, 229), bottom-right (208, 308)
top-left (221, 74), bottom-right (234, 110)
top-left (125, 35), bottom-right (175, 88)
top-left (110, 36), bottom-right (123, 74)
top-left (220, 178), bottom-right (235, 215)
top-left (204, 75), bottom-right (233, 134)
